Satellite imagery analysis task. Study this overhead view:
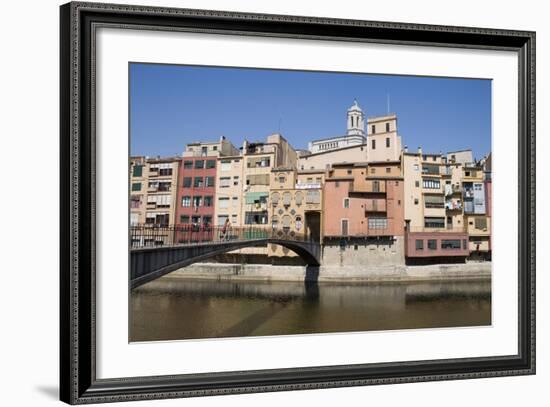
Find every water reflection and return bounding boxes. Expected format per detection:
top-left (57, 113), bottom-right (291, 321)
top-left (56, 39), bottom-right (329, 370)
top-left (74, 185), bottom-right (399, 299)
top-left (130, 277), bottom-right (491, 342)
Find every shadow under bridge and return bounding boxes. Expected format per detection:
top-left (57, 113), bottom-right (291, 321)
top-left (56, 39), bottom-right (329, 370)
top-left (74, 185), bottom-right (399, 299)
top-left (130, 225), bottom-right (321, 289)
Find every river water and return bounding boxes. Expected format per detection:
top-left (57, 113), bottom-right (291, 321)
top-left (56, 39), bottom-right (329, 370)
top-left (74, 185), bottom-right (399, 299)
top-left (130, 276), bottom-right (491, 342)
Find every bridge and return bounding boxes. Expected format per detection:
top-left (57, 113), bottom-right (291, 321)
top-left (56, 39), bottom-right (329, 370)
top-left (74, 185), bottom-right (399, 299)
top-left (130, 225), bottom-right (321, 289)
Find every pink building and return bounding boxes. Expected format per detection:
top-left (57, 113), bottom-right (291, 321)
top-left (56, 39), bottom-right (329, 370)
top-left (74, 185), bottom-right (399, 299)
top-left (403, 226), bottom-right (469, 259)
top-left (322, 164), bottom-right (404, 239)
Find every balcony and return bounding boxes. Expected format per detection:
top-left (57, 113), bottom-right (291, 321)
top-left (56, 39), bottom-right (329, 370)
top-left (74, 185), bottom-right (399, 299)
top-left (364, 199), bottom-right (387, 212)
top-left (350, 180), bottom-right (386, 194)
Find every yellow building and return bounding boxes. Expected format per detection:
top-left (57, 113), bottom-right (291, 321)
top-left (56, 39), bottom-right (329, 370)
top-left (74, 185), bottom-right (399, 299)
top-left (462, 165), bottom-right (491, 256)
top-left (366, 114), bottom-right (403, 162)
top-left (129, 156), bottom-right (180, 227)
top-left (268, 168), bottom-right (323, 258)
top-left (215, 155), bottom-right (244, 226)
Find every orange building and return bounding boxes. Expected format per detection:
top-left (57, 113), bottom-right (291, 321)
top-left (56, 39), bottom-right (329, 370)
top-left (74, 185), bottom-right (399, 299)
top-left (322, 162), bottom-right (405, 266)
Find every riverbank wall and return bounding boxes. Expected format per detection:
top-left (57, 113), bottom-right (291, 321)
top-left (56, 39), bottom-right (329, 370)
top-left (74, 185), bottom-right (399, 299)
top-left (170, 261), bottom-right (491, 283)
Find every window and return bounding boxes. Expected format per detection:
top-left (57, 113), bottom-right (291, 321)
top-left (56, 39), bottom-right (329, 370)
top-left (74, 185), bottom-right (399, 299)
top-left (182, 177), bottom-right (192, 188)
top-left (128, 213), bottom-right (138, 226)
top-left (205, 176), bottom-right (215, 187)
top-left (415, 240), bottom-right (423, 250)
top-left (145, 213), bottom-right (169, 226)
top-left (370, 167), bottom-right (376, 174)
top-left (156, 181), bottom-right (171, 192)
top-left (271, 215), bottom-right (279, 229)
top-left (283, 192), bottom-right (292, 206)
top-left (132, 165), bottom-right (143, 177)
top-left (414, 198), bottom-right (419, 205)
top-left (159, 167), bottom-right (172, 176)
top-left (246, 174), bottom-right (270, 185)
top-left (244, 211), bottom-right (268, 225)
top-left (422, 178), bottom-right (440, 189)
top-left (233, 176), bottom-right (239, 186)
top-left (180, 215), bottom-right (190, 224)
top-left (194, 177), bottom-right (203, 187)
top-left (413, 164), bottom-right (419, 171)
top-left (206, 160), bottom-right (216, 169)
top-left (201, 146), bottom-right (208, 156)
top-left (306, 190), bottom-right (321, 204)
top-left (386, 137), bottom-right (390, 148)
top-left (278, 175), bottom-right (286, 183)
top-left (183, 160), bottom-right (193, 169)
top-left (217, 215), bottom-right (228, 226)
top-left (232, 197), bottom-right (238, 207)
top-left (371, 139), bottom-right (376, 149)
top-left (295, 191), bottom-right (303, 205)
top-left (147, 194), bottom-right (171, 208)
top-left (247, 156), bottom-right (271, 168)
top-left (475, 217), bottom-right (488, 229)
top-left (422, 164), bottom-right (440, 175)
top-left (181, 196), bottom-right (191, 207)
top-left (203, 216), bottom-right (212, 225)
top-left (368, 217), bottom-right (387, 229)
top-left (271, 192), bottom-right (280, 206)
top-left (204, 196), bottom-right (213, 207)
top-left (343, 198), bottom-right (350, 208)
top-left (194, 160), bottom-right (204, 169)
top-left (424, 217), bottom-right (445, 228)
top-left (219, 177), bottom-right (231, 188)
top-left (347, 169), bottom-right (352, 175)
top-left (441, 239), bottom-right (461, 249)
top-left (371, 124), bottom-right (376, 134)
top-left (130, 195), bottom-right (141, 208)
top-left (220, 160), bottom-right (231, 171)
top-left (341, 219), bottom-right (349, 236)
top-left (131, 182), bottom-right (141, 191)
top-left (192, 196), bottom-right (202, 207)
top-left (386, 167), bottom-right (391, 173)
top-left (428, 239), bottom-right (437, 250)
top-left (386, 123), bottom-right (390, 132)
top-left (282, 215), bottom-right (291, 230)
top-left (424, 195), bottom-right (445, 208)
top-left (192, 215), bottom-right (201, 224)
top-left (415, 180), bottom-right (420, 187)
top-left (218, 197), bottom-right (229, 209)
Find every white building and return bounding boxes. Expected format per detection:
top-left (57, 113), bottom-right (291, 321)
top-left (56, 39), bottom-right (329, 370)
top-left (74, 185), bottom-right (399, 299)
top-left (307, 100), bottom-right (367, 154)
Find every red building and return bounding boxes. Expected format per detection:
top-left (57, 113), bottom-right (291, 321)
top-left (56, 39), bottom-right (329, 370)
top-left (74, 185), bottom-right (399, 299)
top-left (175, 155), bottom-right (217, 236)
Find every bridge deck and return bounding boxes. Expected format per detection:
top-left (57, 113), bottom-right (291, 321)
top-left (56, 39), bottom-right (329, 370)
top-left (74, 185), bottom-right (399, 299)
top-left (130, 236), bottom-right (320, 289)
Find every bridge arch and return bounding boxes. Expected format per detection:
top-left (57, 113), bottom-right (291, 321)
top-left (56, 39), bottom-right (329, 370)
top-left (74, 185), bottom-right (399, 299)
top-left (131, 238), bottom-right (320, 289)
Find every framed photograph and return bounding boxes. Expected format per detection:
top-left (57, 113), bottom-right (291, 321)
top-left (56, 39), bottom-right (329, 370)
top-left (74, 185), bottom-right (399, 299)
top-left (60, 1), bottom-right (535, 404)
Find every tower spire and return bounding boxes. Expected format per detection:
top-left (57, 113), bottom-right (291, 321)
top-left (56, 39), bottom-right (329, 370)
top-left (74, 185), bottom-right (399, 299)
top-left (347, 99), bottom-right (365, 137)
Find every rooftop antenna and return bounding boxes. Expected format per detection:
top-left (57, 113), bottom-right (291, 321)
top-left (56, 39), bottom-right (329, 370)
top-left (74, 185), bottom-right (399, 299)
top-left (278, 117), bottom-right (282, 134)
top-left (386, 93), bottom-right (391, 115)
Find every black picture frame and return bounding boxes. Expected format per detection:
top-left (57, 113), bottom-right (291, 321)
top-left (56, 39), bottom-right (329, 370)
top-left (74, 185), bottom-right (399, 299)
top-left (60, 2), bottom-right (536, 404)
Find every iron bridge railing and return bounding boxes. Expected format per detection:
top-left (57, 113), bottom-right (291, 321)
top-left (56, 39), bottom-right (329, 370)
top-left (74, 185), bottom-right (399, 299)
top-left (130, 224), bottom-right (314, 249)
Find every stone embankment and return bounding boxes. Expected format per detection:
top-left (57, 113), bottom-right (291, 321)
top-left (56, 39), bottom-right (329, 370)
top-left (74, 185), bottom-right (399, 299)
top-left (170, 261), bottom-right (491, 282)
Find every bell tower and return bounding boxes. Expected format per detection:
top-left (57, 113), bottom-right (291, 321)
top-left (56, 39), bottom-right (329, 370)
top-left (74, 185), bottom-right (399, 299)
top-left (347, 99), bottom-right (365, 136)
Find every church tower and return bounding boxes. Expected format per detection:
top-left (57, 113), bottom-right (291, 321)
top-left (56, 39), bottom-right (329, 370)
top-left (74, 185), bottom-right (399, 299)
top-left (347, 99), bottom-right (365, 137)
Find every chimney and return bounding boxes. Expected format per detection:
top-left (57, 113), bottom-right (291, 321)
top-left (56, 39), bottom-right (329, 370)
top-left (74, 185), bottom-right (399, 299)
top-left (417, 147), bottom-right (422, 156)
top-left (404, 145), bottom-right (408, 153)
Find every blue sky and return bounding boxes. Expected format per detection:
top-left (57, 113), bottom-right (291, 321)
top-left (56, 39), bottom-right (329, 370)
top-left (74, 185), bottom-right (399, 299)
top-left (130, 63), bottom-right (491, 160)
